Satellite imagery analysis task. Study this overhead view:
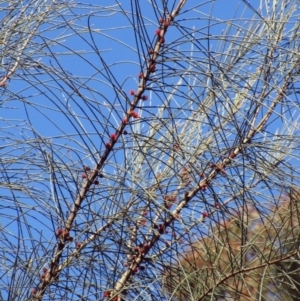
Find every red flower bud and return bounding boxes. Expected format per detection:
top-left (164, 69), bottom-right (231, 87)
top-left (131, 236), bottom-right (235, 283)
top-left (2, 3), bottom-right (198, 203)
top-left (82, 173), bottom-right (87, 179)
top-left (155, 29), bottom-right (161, 35)
top-left (84, 166), bottom-right (91, 171)
top-left (141, 95), bottom-right (148, 101)
top-left (129, 89), bottom-right (135, 95)
top-left (110, 133), bottom-right (117, 141)
top-left (103, 290), bottom-right (111, 298)
top-left (202, 212), bottom-right (208, 218)
top-left (140, 219), bottom-right (147, 226)
top-left (230, 152), bottom-right (236, 158)
top-left (129, 111), bottom-right (139, 118)
top-left (133, 267), bottom-right (138, 273)
top-left (150, 64), bottom-right (156, 73)
top-left (138, 72), bottom-right (143, 79)
top-left (57, 228), bottom-right (63, 236)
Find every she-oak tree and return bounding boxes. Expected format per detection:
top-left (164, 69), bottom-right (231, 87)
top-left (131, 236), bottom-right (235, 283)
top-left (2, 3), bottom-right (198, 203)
top-left (1, 0), bottom-right (300, 300)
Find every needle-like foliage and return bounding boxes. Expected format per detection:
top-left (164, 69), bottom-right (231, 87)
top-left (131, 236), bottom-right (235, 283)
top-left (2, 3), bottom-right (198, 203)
top-left (1, 1), bottom-right (300, 301)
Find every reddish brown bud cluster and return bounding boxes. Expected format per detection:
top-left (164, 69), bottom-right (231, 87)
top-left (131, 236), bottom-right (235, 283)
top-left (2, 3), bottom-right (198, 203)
top-left (129, 110), bottom-right (139, 118)
top-left (133, 243), bottom-right (150, 255)
top-left (181, 167), bottom-right (191, 186)
top-left (133, 267), bottom-right (139, 273)
top-left (141, 95), bottom-right (148, 101)
top-left (103, 292), bottom-right (119, 301)
top-left (202, 212), bottom-right (208, 218)
top-left (164, 202), bottom-right (172, 209)
top-left (155, 29), bottom-right (161, 35)
top-left (164, 194), bottom-right (176, 209)
top-left (159, 18), bottom-right (170, 28)
top-left (150, 64), bottom-right (156, 73)
top-left (129, 89), bottom-right (135, 95)
top-left (140, 243), bottom-right (150, 254)
top-left (164, 194), bottom-right (177, 203)
top-left (76, 242), bottom-right (82, 249)
top-left (105, 142), bottom-right (111, 148)
top-left (173, 143), bottom-right (179, 151)
top-left (110, 133), bottom-right (117, 141)
top-left (138, 72), bottom-right (143, 79)
top-left (164, 20), bottom-right (170, 28)
top-left (215, 163), bottom-right (226, 174)
top-left (103, 290), bottom-right (111, 298)
top-left (56, 228), bottom-right (73, 241)
top-left (230, 152), bottom-right (236, 159)
top-left (57, 228), bottom-right (63, 236)
top-left (31, 288), bottom-right (37, 295)
top-left (84, 166), bottom-right (91, 171)
top-left (82, 173), bottom-right (87, 179)
top-left (139, 219), bottom-right (147, 226)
